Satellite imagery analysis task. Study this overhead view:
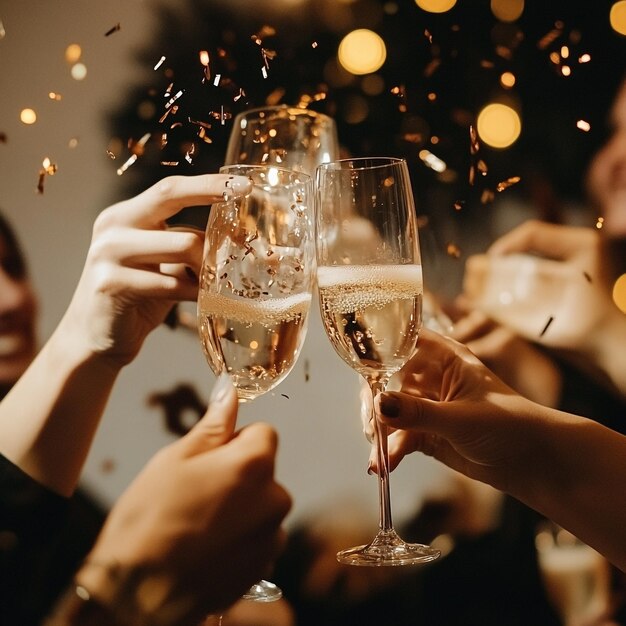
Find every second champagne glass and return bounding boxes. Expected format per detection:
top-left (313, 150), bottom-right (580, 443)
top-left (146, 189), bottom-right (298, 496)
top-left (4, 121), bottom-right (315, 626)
top-left (225, 104), bottom-right (339, 176)
top-left (315, 156), bottom-right (441, 566)
top-left (198, 164), bottom-right (315, 601)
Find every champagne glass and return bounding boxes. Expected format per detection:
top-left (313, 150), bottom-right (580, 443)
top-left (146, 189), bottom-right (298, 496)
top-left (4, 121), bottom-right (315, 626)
top-left (198, 164), bottom-right (315, 601)
top-left (225, 104), bottom-right (339, 176)
top-left (535, 521), bottom-right (611, 626)
top-left (315, 156), bottom-right (441, 566)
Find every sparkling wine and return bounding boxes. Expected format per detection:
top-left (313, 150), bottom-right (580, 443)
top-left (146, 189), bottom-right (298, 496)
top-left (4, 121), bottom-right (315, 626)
top-left (317, 264), bottom-right (423, 378)
top-left (198, 289), bottom-right (311, 401)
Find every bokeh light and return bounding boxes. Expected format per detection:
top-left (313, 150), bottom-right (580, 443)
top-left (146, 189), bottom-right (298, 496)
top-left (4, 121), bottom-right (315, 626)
top-left (338, 29), bottom-right (386, 75)
top-left (500, 71), bottom-right (516, 88)
top-left (613, 274), bottom-right (626, 313)
top-left (415, 0), bottom-right (457, 13)
top-left (65, 43), bottom-right (82, 64)
top-left (71, 63), bottom-right (87, 80)
top-left (491, 0), bottom-right (524, 22)
top-left (20, 108), bottom-right (37, 125)
top-left (610, 1), bottom-right (626, 35)
top-left (476, 103), bottom-right (521, 148)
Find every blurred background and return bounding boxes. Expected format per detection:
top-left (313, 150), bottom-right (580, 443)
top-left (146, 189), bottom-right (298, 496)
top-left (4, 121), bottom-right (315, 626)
top-left (1, 1), bottom-right (625, 623)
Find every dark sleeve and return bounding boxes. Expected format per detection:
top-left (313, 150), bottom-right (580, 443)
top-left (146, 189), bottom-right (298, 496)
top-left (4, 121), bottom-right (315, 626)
top-left (0, 453), bottom-right (70, 626)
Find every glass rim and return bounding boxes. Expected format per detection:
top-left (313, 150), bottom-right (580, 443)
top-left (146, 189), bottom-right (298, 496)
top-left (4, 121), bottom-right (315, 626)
top-left (316, 156), bottom-right (406, 172)
top-left (219, 163), bottom-right (312, 183)
top-left (232, 104), bottom-right (335, 123)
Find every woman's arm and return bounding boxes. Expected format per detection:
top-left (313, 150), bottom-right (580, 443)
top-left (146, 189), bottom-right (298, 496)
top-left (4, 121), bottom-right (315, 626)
top-left (373, 329), bottom-right (626, 571)
top-left (0, 174), bottom-right (251, 496)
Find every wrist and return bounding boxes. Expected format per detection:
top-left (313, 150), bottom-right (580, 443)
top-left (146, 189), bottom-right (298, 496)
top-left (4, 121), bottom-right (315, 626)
top-left (60, 558), bottom-right (199, 626)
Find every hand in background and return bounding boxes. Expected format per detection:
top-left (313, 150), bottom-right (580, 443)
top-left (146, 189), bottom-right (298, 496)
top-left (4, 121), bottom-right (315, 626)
top-left (450, 305), bottom-right (562, 407)
top-left (461, 220), bottom-right (626, 395)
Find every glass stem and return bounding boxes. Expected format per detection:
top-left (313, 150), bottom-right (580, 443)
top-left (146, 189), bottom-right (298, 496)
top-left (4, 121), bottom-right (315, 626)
top-left (369, 378), bottom-right (393, 534)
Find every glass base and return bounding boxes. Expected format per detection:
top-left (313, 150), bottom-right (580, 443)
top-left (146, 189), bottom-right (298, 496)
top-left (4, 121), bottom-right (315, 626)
top-left (337, 530), bottom-right (441, 567)
top-left (241, 579), bottom-right (283, 602)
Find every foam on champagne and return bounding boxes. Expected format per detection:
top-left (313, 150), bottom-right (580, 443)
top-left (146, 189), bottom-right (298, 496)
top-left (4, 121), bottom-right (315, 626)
top-left (199, 291), bottom-right (311, 325)
top-left (317, 264), bottom-right (423, 314)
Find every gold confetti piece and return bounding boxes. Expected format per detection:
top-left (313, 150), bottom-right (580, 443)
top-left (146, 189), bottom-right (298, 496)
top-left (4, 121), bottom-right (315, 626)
top-left (446, 243), bottom-right (461, 258)
top-left (36, 157), bottom-right (58, 194)
top-left (117, 154), bottom-right (137, 175)
top-left (423, 58), bottom-right (441, 77)
top-left (539, 315), bottom-right (554, 337)
top-left (154, 55), bottom-right (166, 70)
top-left (538, 24), bottom-right (564, 50)
top-left (576, 119), bottom-right (591, 132)
top-left (596, 217), bottom-right (604, 229)
top-left (104, 22), bottom-right (121, 37)
top-left (106, 150), bottom-right (115, 159)
top-left (453, 200), bottom-right (465, 211)
top-left (164, 89), bottom-right (184, 109)
top-left (48, 92), bottom-right (62, 101)
top-left (469, 124), bottom-right (480, 154)
top-left (578, 53), bottom-right (591, 63)
top-left (496, 176), bottom-right (521, 192)
top-left (480, 189), bottom-right (495, 204)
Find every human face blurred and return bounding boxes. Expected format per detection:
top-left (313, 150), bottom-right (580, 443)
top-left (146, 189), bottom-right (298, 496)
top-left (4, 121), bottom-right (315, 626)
top-left (0, 231), bottom-right (37, 390)
top-left (586, 79), bottom-right (626, 238)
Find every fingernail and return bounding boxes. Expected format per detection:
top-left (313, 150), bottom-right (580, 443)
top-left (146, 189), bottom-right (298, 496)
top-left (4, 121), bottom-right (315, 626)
top-left (223, 175), bottom-right (252, 200)
top-left (379, 394), bottom-right (400, 418)
top-left (210, 372), bottom-right (233, 404)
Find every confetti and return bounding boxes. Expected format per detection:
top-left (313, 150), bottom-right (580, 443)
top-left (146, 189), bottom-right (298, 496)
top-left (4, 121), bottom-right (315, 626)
top-left (104, 22), bottom-right (121, 37)
top-left (154, 55), bottom-right (166, 70)
top-left (446, 243), bottom-right (461, 258)
top-left (36, 157), bottom-right (58, 194)
top-left (496, 176), bottom-right (521, 192)
top-left (539, 315), bottom-right (554, 337)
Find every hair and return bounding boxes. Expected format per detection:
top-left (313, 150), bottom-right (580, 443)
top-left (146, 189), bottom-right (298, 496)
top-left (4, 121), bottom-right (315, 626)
top-left (0, 211), bottom-right (28, 281)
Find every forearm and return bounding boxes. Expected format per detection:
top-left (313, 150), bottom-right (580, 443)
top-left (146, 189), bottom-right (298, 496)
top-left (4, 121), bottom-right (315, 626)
top-left (0, 320), bottom-right (121, 497)
top-left (513, 407), bottom-right (626, 571)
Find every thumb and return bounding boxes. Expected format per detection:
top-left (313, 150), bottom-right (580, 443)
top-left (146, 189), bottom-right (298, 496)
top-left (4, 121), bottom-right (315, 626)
top-left (180, 373), bottom-right (239, 457)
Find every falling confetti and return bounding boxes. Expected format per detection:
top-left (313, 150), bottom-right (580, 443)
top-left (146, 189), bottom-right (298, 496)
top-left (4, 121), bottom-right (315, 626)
top-left (539, 315), bottom-right (555, 337)
top-left (104, 22), bottom-right (121, 37)
top-left (36, 157), bottom-right (58, 194)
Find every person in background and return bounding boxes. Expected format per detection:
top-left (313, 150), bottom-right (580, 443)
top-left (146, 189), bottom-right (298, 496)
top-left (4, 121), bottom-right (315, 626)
top-left (0, 173), bottom-right (291, 625)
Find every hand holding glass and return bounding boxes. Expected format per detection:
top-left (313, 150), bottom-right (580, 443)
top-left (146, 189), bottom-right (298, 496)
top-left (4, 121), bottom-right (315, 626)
top-left (198, 164), bottom-right (315, 599)
top-left (315, 157), bottom-right (441, 566)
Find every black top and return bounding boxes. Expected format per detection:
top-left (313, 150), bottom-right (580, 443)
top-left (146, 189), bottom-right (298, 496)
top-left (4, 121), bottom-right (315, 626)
top-left (0, 454), bottom-right (106, 626)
